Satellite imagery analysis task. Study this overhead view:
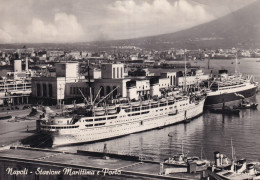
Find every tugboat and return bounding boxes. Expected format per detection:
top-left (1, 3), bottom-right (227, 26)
top-left (164, 142), bottom-right (210, 171)
top-left (212, 139), bottom-right (260, 180)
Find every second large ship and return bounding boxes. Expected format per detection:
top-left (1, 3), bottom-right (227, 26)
top-left (204, 69), bottom-right (258, 108)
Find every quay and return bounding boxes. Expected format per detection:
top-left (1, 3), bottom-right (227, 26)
top-left (0, 146), bottom-right (207, 180)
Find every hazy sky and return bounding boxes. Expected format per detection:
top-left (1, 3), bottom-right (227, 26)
top-left (0, 0), bottom-right (256, 43)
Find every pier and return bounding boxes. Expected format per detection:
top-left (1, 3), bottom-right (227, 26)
top-left (0, 146), bottom-right (205, 180)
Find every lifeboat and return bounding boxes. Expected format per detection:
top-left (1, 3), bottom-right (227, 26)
top-left (151, 101), bottom-right (158, 104)
top-left (94, 107), bottom-right (105, 116)
top-left (107, 109), bottom-right (117, 115)
top-left (95, 111), bottom-right (105, 116)
top-left (130, 102), bottom-right (140, 107)
top-left (141, 101), bottom-right (149, 106)
top-left (106, 106), bottom-right (116, 110)
top-left (160, 98), bottom-right (167, 102)
top-left (95, 107), bottom-right (105, 111)
top-left (120, 104), bottom-right (130, 109)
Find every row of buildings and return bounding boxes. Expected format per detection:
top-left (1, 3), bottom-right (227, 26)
top-left (2, 47), bottom-right (260, 68)
top-left (30, 62), bottom-right (209, 105)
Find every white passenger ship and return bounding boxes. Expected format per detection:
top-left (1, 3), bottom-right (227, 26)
top-left (205, 70), bottom-right (258, 108)
top-left (39, 94), bottom-right (206, 146)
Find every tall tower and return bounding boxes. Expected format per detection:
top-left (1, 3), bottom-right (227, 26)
top-left (14, 60), bottom-right (22, 72)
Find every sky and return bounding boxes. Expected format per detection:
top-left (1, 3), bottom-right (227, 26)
top-left (0, 0), bottom-right (257, 43)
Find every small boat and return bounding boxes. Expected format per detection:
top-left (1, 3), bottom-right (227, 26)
top-left (120, 104), bottom-right (130, 109)
top-left (160, 98), bottom-right (167, 102)
top-left (107, 109), bottom-right (117, 115)
top-left (141, 101), bottom-right (149, 106)
top-left (95, 111), bottom-right (105, 116)
top-left (234, 102), bottom-right (258, 109)
top-left (106, 106), bottom-right (116, 110)
top-left (130, 102), bottom-right (140, 107)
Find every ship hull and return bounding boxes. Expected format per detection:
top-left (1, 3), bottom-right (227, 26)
top-left (205, 85), bottom-right (257, 109)
top-left (46, 99), bottom-right (205, 146)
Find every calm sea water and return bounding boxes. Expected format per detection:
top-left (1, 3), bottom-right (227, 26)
top-left (53, 58), bottom-right (260, 162)
top-left (1, 58), bottom-right (260, 162)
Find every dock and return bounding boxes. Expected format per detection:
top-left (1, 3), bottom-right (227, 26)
top-left (0, 146), bottom-right (206, 180)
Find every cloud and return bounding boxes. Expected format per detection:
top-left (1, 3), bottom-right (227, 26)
top-left (0, 12), bottom-right (84, 43)
top-left (0, 0), bottom-right (256, 43)
top-left (102, 0), bottom-right (214, 39)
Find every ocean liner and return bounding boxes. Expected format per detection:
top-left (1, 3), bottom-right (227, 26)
top-left (204, 69), bottom-right (258, 108)
top-left (39, 92), bottom-right (205, 146)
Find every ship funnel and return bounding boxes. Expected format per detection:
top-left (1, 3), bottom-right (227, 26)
top-left (220, 154), bottom-right (224, 166)
top-left (247, 164), bottom-right (255, 175)
top-left (214, 151), bottom-right (220, 167)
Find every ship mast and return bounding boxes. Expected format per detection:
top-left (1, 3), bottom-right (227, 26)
top-left (181, 139), bottom-right (183, 155)
top-left (235, 52), bottom-right (238, 74)
top-left (231, 137), bottom-right (234, 160)
top-left (184, 51), bottom-right (187, 92)
top-left (87, 60), bottom-right (93, 105)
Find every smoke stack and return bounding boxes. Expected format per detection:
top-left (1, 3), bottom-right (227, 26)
top-left (214, 151), bottom-right (220, 167)
top-left (220, 154), bottom-right (223, 166)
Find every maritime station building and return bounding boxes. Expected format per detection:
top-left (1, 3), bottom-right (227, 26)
top-left (31, 62), bottom-right (91, 105)
top-left (31, 62), bottom-right (209, 105)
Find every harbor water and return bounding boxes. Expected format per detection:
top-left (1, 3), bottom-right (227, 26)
top-left (1, 58), bottom-right (260, 162)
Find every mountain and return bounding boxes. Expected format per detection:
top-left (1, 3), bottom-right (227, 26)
top-left (105, 1), bottom-right (260, 50)
top-left (1, 2), bottom-right (259, 51)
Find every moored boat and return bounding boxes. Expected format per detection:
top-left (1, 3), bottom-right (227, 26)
top-left (233, 101), bottom-right (258, 109)
top-left (205, 70), bottom-right (258, 109)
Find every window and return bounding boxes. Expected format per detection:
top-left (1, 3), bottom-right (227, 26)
top-left (95, 118), bottom-right (106, 121)
top-left (37, 83), bottom-right (41, 96)
top-left (70, 87), bottom-right (73, 95)
top-left (141, 111), bottom-right (149, 114)
top-left (113, 86), bottom-right (117, 99)
top-left (100, 86), bottom-right (104, 97)
top-left (43, 84), bottom-right (47, 96)
top-left (113, 68), bottom-right (115, 78)
top-left (85, 124), bottom-right (93, 127)
top-left (94, 123), bottom-right (105, 126)
top-left (132, 107), bottom-right (140, 111)
top-left (106, 86), bottom-right (111, 95)
top-left (108, 116), bottom-right (117, 120)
